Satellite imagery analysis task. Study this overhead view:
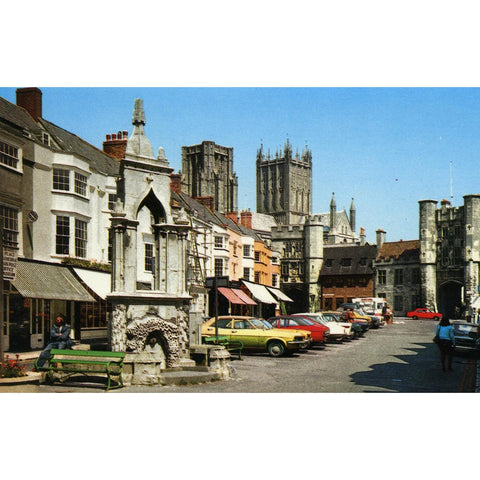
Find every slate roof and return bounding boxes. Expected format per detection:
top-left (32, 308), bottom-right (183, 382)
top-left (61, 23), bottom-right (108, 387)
top-left (376, 240), bottom-right (420, 262)
top-left (38, 118), bottom-right (120, 177)
top-left (0, 96), bottom-right (42, 136)
top-left (320, 244), bottom-right (377, 276)
top-left (250, 212), bottom-right (278, 232)
top-left (172, 191), bottom-right (262, 241)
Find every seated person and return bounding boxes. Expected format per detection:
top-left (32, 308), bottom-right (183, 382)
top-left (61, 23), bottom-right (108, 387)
top-left (35, 314), bottom-right (74, 368)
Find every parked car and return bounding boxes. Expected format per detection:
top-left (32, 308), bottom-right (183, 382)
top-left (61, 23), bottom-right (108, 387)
top-left (266, 315), bottom-right (330, 346)
top-left (295, 313), bottom-right (350, 342)
top-left (201, 316), bottom-right (310, 357)
top-left (451, 321), bottom-right (480, 353)
top-left (337, 305), bottom-right (374, 328)
top-left (330, 310), bottom-right (369, 334)
top-left (407, 308), bottom-right (442, 320)
top-left (319, 311), bottom-right (364, 338)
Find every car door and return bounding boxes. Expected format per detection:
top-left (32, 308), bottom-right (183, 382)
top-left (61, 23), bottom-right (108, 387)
top-left (230, 319), bottom-right (260, 348)
top-left (203, 317), bottom-right (233, 339)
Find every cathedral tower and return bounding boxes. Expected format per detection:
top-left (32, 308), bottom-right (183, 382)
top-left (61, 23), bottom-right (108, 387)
top-left (256, 139), bottom-right (312, 225)
top-left (180, 140), bottom-right (238, 214)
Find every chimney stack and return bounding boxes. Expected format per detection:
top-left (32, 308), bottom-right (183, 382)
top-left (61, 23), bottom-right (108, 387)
top-left (225, 212), bottom-right (239, 224)
top-left (194, 196), bottom-right (215, 212)
top-left (360, 227), bottom-right (366, 246)
top-left (376, 229), bottom-right (386, 252)
top-left (170, 173), bottom-right (182, 194)
top-left (103, 131), bottom-right (128, 160)
top-left (240, 210), bottom-right (253, 230)
top-left (16, 87), bottom-right (42, 121)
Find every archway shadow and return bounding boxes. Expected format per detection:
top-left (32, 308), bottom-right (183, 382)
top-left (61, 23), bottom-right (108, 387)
top-left (349, 342), bottom-right (477, 393)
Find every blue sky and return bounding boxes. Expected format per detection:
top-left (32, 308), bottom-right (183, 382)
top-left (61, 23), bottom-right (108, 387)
top-left (1, 86), bottom-right (479, 243)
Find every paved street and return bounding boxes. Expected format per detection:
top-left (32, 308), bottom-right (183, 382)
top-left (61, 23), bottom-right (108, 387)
top-left (129, 317), bottom-right (476, 393)
top-left (1, 318), bottom-right (477, 393)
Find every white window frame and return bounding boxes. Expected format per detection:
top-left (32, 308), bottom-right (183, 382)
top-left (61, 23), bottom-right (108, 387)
top-left (74, 218), bottom-right (88, 258)
top-left (52, 166), bottom-right (89, 198)
top-left (0, 204), bottom-right (19, 248)
top-left (0, 140), bottom-right (21, 171)
top-left (74, 171), bottom-right (88, 197)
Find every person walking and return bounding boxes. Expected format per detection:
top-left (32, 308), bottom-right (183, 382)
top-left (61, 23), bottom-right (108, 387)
top-left (35, 313), bottom-right (74, 368)
top-left (434, 316), bottom-right (455, 372)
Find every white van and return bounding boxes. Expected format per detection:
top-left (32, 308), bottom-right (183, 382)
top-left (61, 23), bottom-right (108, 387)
top-left (352, 297), bottom-right (389, 318)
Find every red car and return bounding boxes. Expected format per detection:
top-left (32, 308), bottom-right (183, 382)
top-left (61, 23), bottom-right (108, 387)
top-left (266, 315), bottom-right (330, 346)
top-left (406, 308), bottom-right (443, 320)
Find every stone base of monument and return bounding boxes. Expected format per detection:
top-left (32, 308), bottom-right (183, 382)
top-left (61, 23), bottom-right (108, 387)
top-left (122, 347), bottom-right (232, 386)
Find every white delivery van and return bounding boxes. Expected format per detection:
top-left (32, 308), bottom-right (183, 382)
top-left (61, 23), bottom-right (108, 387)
top-left (352, 297), bottom-right (389, 318)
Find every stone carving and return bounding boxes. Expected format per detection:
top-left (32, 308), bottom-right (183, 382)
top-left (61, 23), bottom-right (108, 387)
top-left (126, 316), bottom-right (180, 367)
top-left (110, 303), bottom-right (127, 351)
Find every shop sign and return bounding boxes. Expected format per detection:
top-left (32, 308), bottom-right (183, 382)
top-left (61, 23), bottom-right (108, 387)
top-left (2, 246), bottom-right (18, 281)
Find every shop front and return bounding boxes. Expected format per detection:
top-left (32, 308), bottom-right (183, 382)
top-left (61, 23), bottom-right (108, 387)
top-left (2, 259), bottom-right (94, 352)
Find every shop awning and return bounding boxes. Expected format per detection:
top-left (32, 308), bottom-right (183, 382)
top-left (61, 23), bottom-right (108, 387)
top-left (231, 288), bottom-right (257, 306)
top-left (73, 268), bottom-right (111, 300)
top-left (241, 280), bottom-right (278, 304)
top-left (218, 287), bottom-right (246, 304)
top-left (267, 287), bottom-right (294, 303)
top-left (11, 260), bottom-right (95, 302)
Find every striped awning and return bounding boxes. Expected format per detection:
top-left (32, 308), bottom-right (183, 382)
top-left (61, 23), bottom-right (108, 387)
top-left (241, 280), bottom-right (278, 304)
top-left (11, 260), bottom-right (95, 302)
top-left (73, 268), bottom-right (111, 300)
top-left (267, 287), bottom-right (294, 303)
top-left (231, 288), bottom-right (257, 306)
top-left (218, 287), bottom-right (246, 305)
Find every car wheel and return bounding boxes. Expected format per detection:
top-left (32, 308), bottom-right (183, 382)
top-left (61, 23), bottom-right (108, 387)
top-left (433, 316), bottom-right (439, 321)
top-left (267, 340), bottom-right (286, 357)
top-left (412, 316), bottom-right (418, 320)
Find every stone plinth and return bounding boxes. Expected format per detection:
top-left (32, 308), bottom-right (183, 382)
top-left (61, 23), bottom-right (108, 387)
top-left (122, 352), bottom-right (166, 385)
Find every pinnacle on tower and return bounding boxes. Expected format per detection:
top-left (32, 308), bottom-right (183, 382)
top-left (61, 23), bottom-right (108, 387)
top-left (126, 98), bottom-right (154, 159)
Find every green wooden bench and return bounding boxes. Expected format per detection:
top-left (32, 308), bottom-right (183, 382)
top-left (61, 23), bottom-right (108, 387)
top-left (203, 335), bottom-right (243, 360)
top-left (35, 349), bottom-right (125, 390)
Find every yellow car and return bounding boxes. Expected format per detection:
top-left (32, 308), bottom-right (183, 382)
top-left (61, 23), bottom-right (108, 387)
top-left (202, 316), bottom-right (311, 357)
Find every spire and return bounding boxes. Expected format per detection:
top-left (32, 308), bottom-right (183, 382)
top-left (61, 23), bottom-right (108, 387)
top-left (349, 197), bottom-right (356, 233)
top-left (125, 98), bottom-right (154, 159)
top-left (257, 142), bottom-right (264, 161)
top-left (330, 192), bottom-right (336, 209)
top-left (330, 192), bottom-right (336, 229)
top-left (132, 98), bottom-right (146, 125)
top-left (284, 137), bottom-right (292, 158)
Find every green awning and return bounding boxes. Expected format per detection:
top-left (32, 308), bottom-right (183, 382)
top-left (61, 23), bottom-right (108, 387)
top-left (11, 260), bottom-right (95, 302)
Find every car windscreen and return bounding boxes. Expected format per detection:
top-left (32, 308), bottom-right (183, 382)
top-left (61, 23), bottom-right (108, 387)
top-left (453, 324), bottom-right (478, 336)
top-left (302, 315), bottom-right (328, 326)
top-left (323, 313), bottom-right (340, 322)
top-left (250, 318), bottom-right (269, 329)
top-left (290, 316), bottom-right (317, 326)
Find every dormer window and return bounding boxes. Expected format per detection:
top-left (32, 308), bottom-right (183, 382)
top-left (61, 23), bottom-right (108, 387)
top-left (42, 132), bottom-right (50, 146)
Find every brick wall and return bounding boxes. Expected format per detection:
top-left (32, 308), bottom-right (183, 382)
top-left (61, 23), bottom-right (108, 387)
top-left (103, 131), bottom-right (128, 160)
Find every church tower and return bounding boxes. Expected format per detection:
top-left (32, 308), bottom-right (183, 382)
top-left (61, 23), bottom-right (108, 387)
top-left (180, 140), bottom-right (238, 214)
top-left (256, 139), bottom-right (312, 224)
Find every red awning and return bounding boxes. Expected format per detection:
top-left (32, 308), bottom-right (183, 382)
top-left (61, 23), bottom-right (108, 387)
top-left (218, 287), bottom-right (246, 304)
top-left (231, 288), bottom-right (258, 306)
